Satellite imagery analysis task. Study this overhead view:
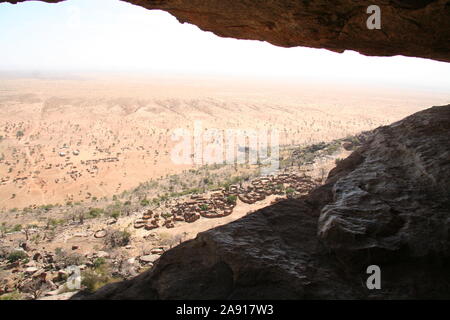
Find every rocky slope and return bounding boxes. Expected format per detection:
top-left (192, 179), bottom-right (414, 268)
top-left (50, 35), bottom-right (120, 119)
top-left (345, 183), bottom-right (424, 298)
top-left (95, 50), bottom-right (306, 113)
top-left (73, 105), bottom-right (450, 299)
top-left (3, 0), bottom-right (450, 62)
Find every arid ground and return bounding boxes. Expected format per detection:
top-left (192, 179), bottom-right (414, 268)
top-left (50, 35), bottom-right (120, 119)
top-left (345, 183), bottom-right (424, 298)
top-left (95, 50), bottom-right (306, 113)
top-left (1, 74), bottom-right (449, 299)
top-left (1, 73), bottom-right (448, 210)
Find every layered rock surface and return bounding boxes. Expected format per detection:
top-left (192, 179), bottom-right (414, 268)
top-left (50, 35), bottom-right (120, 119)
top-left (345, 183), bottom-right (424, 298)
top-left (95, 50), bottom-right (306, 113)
top-left (318, 106), bottom-right (450, 268)
top-left (73, 105), bottom-right (450, 299)
top-left (3, 0), bottom-right (450, 62)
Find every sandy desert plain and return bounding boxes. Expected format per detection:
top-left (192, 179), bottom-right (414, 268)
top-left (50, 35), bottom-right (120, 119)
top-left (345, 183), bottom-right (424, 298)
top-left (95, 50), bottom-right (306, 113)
top-left (0, 73), bottom-right (449, 299)
top-left (1, 73), bottom-right (448, 211)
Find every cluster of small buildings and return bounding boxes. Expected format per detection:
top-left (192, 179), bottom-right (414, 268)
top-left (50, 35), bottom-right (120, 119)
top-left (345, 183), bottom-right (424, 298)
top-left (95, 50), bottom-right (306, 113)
top-left (133, 172), bottom-right (318, 231)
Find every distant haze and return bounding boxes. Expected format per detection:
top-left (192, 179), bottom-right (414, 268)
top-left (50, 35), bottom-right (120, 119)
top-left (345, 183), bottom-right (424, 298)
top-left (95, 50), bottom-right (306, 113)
top-left (0, 0), bottom-right (450, 92)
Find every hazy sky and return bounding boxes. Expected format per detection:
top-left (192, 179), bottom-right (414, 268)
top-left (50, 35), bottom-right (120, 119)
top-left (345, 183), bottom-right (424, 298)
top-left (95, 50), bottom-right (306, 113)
top-left (0, 0), bottom-right (449, 91)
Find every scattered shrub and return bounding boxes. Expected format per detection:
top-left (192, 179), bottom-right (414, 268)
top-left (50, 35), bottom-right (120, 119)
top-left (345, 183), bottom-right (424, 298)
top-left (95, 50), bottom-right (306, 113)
top-left (226, 195), bottom-right (237, 205)
top-left (81, 265), bottom-right (117, 293)
top-left (40, 204), bottom-right (54, 212)
top-left (88, 208), bottom-right (104, 218)
top-left (161, 212), bottom-right (172, 219)
top-left (0, 291), bottom-right (23, 300)
top-left (46, 218), bottom-right (64, 229)
top-left (11, 224), bottom-right (22, 232)
top-left (55, 250), bottom-right (86, 267)
top-left (285, 188), bottom-right (295, 194)
top-left (7, 250), bottom-right (28, 263)
top-left (104, 230), bottom-right (131, 248)
top-left (93, 257), bottom-right (106, 269)
top-left (109, 210), bottom-right (120, 219)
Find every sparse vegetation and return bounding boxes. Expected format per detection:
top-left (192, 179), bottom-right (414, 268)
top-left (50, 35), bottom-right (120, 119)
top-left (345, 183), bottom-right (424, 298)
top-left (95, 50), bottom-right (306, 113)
top-left (81, 262), bottom-right (118, 293)
top-left (7, 250), bottom-right (28, 263)
top-left (0, 74), bottom-right (423, 300)
top-left (104, 229), bottom-right (131, 248)
top-left (40, 204), bottom-right (54, 212)
top-left (54, 250), bottom-right (86, 267)
top-left (285, 188), bottom-right (295, 195)
top-left (10, 224), bottom-right (22, 232)
top-left (46, 218), bottom-right (65, 229)
top-left (109, 210), bottom-right (120, 219)
top-left (226, 195), bottom-right (237, 205)
top-left (0, 291), bottom-right (23, 300)
top-left (88, 208), bottom-right (104, 218)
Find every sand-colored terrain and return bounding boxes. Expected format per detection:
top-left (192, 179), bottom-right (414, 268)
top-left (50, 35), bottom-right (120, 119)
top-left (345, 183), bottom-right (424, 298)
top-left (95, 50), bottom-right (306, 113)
top-left (0, 74), bottom-right (448, 209)
top-left (0, 74), bottom-right (448, 299)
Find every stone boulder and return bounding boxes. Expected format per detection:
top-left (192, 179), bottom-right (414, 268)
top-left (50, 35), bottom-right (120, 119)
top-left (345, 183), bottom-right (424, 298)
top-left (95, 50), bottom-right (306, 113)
top-left (318, 105), bottom-right (450, 269)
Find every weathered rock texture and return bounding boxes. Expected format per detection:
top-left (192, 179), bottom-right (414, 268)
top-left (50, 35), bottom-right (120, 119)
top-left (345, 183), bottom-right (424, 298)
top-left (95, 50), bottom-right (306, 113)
top-left (3, 0), bottom-right (450, 62)
top-left (318, 107), bottom-right (450, 269)
top-left (74, 105), bottom-right (450, 299)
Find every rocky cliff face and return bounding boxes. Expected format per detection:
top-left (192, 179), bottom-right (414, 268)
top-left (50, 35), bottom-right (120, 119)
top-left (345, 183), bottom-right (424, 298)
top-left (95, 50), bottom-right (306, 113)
top-left (3, 0), bottom-right (450, 62)
top-left (74, 105), bottom-right (450, 299)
